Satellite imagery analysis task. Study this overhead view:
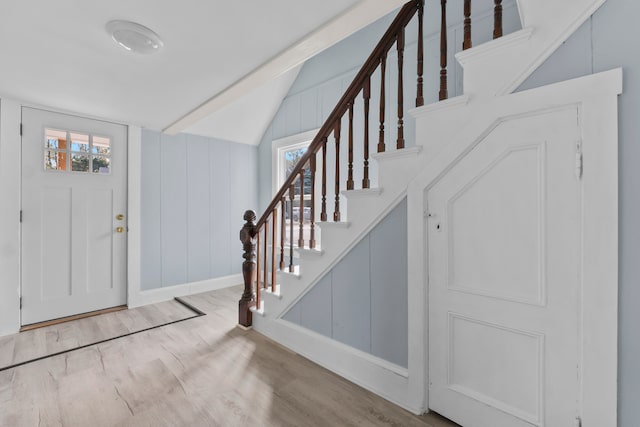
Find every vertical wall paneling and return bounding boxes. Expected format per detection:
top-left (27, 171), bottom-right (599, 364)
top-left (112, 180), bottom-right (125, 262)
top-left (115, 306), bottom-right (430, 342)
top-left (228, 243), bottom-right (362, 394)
top-left (160, 133), bottom-right (188, 287)
top-left (140, 130), bottom-right (257, 289)
top-left (331, 236), bottom-right (371, 353)
top-left (209, 139), bottom-right (232, 278)
top-left (140, 129), bottom-right (162, 290)
top-left (370, 198), bottom-right (408, 367)
top-left (186, 134), bottom-right (212, 282)
top-left (298, 273), bottom-right (333, 337)
top-left (283, 200), bottom-right (408, 367)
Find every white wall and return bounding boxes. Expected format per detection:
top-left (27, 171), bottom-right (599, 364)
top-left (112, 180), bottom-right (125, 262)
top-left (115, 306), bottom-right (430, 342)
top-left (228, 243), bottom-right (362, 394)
top-left (0, 99), bottom-right (21, 336)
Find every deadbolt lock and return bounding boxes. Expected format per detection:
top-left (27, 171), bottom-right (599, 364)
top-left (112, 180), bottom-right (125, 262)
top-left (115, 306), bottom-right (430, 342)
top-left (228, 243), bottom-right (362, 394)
top-left (116, 214), bottom-right (125, 220)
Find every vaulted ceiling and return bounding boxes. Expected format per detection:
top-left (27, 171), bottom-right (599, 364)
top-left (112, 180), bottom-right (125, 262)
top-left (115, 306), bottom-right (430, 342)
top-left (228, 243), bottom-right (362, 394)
top-left (0, 0), bottom-right (406, 145)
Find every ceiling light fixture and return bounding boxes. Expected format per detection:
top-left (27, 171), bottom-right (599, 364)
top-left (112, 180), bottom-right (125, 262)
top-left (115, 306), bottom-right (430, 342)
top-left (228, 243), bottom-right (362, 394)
top-left (106, 20), bottom-right (163, 54)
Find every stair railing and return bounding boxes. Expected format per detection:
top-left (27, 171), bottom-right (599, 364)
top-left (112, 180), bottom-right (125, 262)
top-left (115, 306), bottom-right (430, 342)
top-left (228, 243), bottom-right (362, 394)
top-left (239, 0), bottom-right (505, 327)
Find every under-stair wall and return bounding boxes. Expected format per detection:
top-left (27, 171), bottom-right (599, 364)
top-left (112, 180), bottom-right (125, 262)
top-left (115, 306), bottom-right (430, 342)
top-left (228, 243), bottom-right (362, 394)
top-left (282, 198), bottom-right (408, 368)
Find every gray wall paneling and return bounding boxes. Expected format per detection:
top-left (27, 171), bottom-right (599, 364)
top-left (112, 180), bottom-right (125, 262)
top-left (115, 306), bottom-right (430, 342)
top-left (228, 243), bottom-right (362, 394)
top-left (141, 130), bottom-right (257, 289)
top-left (283, 200), bottom-right (408, 367)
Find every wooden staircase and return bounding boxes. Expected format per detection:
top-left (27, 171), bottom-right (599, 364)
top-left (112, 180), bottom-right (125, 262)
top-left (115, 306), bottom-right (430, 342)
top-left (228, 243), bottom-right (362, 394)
top-left (237, 0), bottom-right (609, 415)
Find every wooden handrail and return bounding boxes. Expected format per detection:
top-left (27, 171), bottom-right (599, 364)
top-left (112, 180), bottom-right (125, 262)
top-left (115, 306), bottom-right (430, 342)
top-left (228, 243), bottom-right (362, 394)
top-left (255, 0), bottom-right (421, 230)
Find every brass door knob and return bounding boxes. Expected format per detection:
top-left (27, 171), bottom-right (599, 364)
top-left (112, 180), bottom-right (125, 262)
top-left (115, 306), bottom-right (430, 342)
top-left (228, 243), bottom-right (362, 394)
top-left (116, 227), bottom-right (125, 233)
top-left (116, 214), bottom-right (125, 220)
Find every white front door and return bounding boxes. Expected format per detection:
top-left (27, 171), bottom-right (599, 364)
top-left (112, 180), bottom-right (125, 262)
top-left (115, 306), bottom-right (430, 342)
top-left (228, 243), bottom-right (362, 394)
top-left (428, 109), bottom-right (581, 426)
top-left (21, 107), bottom-right (128, 325)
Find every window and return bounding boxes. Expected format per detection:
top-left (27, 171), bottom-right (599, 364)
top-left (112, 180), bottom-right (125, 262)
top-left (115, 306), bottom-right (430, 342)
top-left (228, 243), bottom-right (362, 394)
top-left (272, 129), bottom-right (318, 248)
top-left (44, 128), bottom-right (111, 174)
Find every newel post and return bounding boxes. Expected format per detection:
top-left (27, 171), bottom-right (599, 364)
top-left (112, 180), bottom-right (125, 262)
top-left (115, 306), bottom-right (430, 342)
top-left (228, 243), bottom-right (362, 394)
top-left (239, 210), bottom-right (257, 327)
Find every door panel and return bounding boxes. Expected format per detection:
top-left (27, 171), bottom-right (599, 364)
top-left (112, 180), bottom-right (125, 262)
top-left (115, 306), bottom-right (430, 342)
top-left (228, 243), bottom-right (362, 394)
top-left (21, 107), bottom-right (127, 325)
top-left (428, 108), bottom-right (581, 427)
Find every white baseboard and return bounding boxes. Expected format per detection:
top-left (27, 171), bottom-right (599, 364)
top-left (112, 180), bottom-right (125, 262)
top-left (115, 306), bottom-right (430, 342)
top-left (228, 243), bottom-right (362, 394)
top-left (127, 274), bottom-right (243, 308)
top-left (252, 315), bottom-right (424, 415)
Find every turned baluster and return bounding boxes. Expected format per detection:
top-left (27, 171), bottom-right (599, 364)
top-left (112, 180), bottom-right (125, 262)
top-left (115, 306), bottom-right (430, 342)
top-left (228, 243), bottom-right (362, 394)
top-left (347, 102), bottom-right (355, 190)
top-left (238, 210), bottom-right (257, 327)
top-left (288, 184), bottom-right (295, 272)
top-left (271, 210), bottom-right (277, 292)
top-left (309, 155), bottom-right (317, 249)
top-left (493, 0), bottom-right (503, 39)
top-left (439, 0), bottom-right (448, 101)
top-left (397, 27), bottom-right (405, 149)
top-left (256, 226), bottom-right (261, 307)
top-left (321, 137), bottom-right (328, 222)
top-left (263, 219), bottom-right (268, 289)
top-left (378, 54), bottom-right (387, 153)
top-left (279, 197), bottom-right (285, 270)
top-left (333, 121), bottom-right (341, 222)
top-left (416, 0), bottom-right (425, 107)
top-left (363, 76), bottom-right (371, 189)
top-left (463, 0), bottom-right (472, 50)
top-left (298, 168), bottom-right (305, 247)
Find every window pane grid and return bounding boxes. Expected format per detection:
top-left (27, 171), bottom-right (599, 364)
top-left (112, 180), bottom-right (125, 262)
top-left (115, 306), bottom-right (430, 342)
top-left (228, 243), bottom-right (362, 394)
top-left (44, 129), bottom-right (111, 174)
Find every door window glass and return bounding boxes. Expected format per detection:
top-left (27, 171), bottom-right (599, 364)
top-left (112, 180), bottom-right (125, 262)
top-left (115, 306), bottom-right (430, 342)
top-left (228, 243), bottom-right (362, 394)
top-left (44, 129), bottom-right (111, 174)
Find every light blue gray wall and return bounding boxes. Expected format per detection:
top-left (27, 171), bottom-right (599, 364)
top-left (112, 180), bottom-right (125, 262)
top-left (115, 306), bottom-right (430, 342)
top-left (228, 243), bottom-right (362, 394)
top-left (283, 199), bottom-right (408, 367)
top-left (258, 2), bottom-right (521, 211)
top-left (141, 130), bottom-right (257, 290)
top-left (519, 0), bottom-right (639, 424)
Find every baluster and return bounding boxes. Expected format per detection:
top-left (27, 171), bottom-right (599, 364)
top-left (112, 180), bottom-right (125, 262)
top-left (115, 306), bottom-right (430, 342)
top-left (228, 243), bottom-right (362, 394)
top-left (288, 184), bottom-right (295, 272)
top-left (397, 28), bottom-right (405, 149)
top-left (279, 197), bottom-right (285, 270)
top-left (263, 220), bottom-right (268, 289)
top-left (493, 0), bottom-right (503, 39)
top-left (439, 0), bottom-right (448, 101)
top-left (378, 54), bottom-right (387, 153)
top-left (298, 168), bottom-right (305, 247)
top-left (333, 121), bottom-right (341, 222)
top-left (309, 155), bottom-right (317, 249)
top-left (271, 210), bottom-right (276, 292)
top-left (416, 0), bottom-right (425, 107)
top-left (239, 210), bottom-right (257, 327)
top-left (321, 137), bottom-right (328, 222)
top-left (347, 102), bottom-right (354, 190)
top-left (363, 76), bottom-right (371, 189)
top-left (463, 0), bottom-right (472, 50)
top-left (256, 226), bottom-right (261, 306)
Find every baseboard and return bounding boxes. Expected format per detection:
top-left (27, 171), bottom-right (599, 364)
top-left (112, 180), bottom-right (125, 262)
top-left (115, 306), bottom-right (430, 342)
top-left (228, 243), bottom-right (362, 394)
top-left (128, 274), bottom-right (243, 308)
top-left (252, 315), bottom-right (424, 415)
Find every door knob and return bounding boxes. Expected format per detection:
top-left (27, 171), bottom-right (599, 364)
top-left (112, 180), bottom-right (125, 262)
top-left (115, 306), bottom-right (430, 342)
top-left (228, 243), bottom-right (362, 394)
top-left (116, 214), bottom-right (125, 220)
top-left (116, 227), bottom-right (125, 233)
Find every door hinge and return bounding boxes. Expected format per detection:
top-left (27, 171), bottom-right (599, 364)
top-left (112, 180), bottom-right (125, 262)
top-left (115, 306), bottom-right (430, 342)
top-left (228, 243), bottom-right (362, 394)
top-left (19, 210), bottom-right (22, 223)
top-left (575, 416), bottom-right (582, 427)
top-left (575, 141), bottom-right (583, 180)
top-left (19, 297), bottom-right (22, 309)
top-left (19, 123), bottom-right (22, 136)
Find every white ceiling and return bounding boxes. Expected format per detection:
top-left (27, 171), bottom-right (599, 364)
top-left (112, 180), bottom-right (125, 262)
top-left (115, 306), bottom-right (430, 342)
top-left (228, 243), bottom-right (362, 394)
top-left (0, 0), bottom-right (406, 145)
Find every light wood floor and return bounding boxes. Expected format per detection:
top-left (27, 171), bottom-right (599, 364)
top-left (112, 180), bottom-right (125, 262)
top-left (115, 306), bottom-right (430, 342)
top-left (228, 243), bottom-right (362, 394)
top-left (0, 299), bottom-right (196, 371)
top-left (0, 286), bottom-right (459, 427)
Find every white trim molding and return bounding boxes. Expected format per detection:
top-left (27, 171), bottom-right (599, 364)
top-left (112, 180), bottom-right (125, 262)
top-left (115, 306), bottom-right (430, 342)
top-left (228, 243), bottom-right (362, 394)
top-left (0, 98), bottom-right (22, 336)
top-left (128, 274), bottom-right (243, 308)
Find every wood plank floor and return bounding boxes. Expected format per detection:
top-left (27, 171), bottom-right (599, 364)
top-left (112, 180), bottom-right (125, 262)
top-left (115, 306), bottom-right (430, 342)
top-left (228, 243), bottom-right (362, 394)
top-left (0, 299), bottom-right (196, 371)
top-left (0, 286), bottom-right (459, 427)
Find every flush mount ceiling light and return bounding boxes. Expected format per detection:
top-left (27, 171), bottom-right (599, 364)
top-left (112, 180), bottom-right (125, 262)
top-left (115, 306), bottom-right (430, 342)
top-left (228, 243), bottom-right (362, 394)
top-left (106, 20), bottom-right (163, 54)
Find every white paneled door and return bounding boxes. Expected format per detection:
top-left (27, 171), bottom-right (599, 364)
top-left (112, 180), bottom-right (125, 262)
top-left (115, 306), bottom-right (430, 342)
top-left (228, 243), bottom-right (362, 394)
top-left (21, 108), bottom-right (127, 325)
top-left (428, 109), bottom-right (582, 427)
